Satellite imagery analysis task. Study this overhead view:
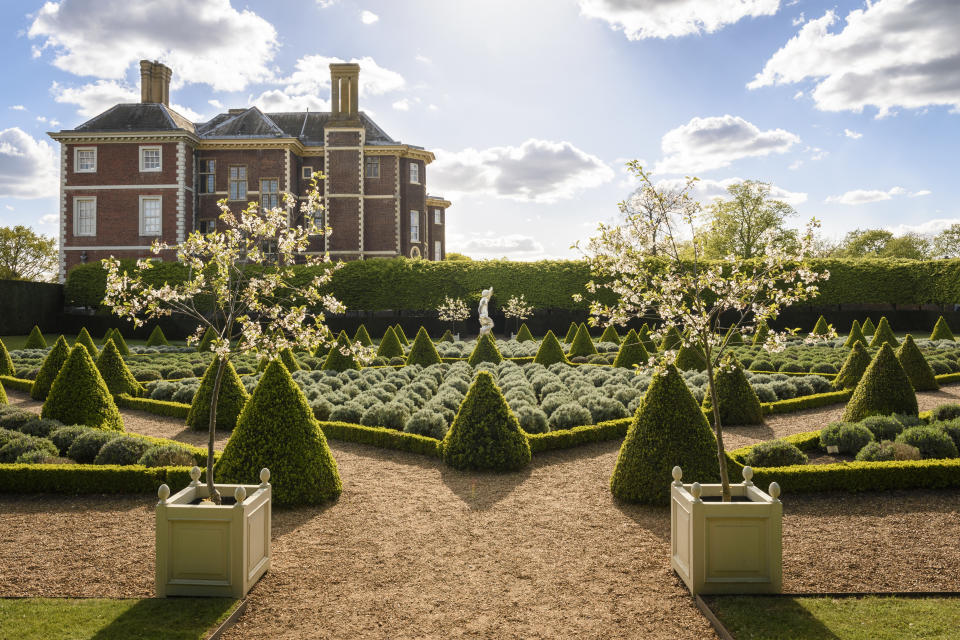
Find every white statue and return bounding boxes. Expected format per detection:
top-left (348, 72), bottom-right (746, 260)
top-left (478, 287), bottom-right (494, 337)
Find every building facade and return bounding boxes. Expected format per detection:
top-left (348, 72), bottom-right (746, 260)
top-left (49, 61), bottom-right (451, 281)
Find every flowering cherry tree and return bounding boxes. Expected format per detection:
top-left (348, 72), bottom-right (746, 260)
top-left (103, 179), bottom-right (369, 503)
top-left (502, 294), bottom-right (533, 334)
top-left (577, 162), bottom-right (829, 500)
top-left (437, 296), bottom-right (470, 334)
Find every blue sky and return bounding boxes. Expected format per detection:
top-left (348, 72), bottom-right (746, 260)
top-left (1, 0), bottom-right (958, 259)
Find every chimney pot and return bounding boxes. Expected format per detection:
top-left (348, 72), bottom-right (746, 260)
top-left (140, 60), bottom-right (172, 106)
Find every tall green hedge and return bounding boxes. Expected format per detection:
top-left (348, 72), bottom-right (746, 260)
top-left (24, 326), bottom-right (46, 349)
top-left (30, 336), bottom-right (70, 400)
top-left (186, 359), bottom-right (249, 432)
top-left (42, 345), bottom-right (123, 431)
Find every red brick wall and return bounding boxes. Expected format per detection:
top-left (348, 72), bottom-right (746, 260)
top-left (363, 154), bottom-right (395, 196)
top-left (65, 189), bottom-right (179, 247)
top-left (65, 248), bottom-right (177, 273)
top-left (363, 198), bottom-right (397, 252)
top-left (399, 158), bottom-right (426, 257)
top-left (67, 142), bottom-right (179, 186)
top-left (195, 148), bottom-right (288, 221)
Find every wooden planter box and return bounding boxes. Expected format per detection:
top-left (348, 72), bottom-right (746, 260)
top-left (155, 467), bottom-right (272, 598)
top-left (670, 466), bottom-right (782, 595)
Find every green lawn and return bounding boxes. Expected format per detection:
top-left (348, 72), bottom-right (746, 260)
top-left (0, 597), bottom-right (239, 640)
top-left (707, 595), bottom-right (960, 640)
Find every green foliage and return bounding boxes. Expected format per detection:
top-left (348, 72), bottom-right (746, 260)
top-left (931, 316), bottom-right (955, 341)
top-left (563, 322), bottom-right (578, 344)
top-left (858, 415), bottom-right (905, 441)
top-left (312, 340), bottom-right (330, 359)
top-left (0, 379), bottom-right (6, 405)
top-left (896, 426), bottom-right (959, 459)
top-left (439, 329), bottom-right (455, 343)
top-left (870, 316), bottom-right (898, 348)
top-left (186, 359), bottom-right (249, 432)
top-left (855, 440), bottom-right (921, 462)
top-left (725, 328), bottom-right (744, 346)
top-left (24, 326), bottom-right (46, 349)
top-left (216, 360), bottom-right (342, 505)
top-left (376, 326), bottom-right (404, 359)
top-left (622, 328), bottom-right (639, 346)
top-left (599, 325), bottom-right (620, 344)
top-left (467, 333), bottom-right (503, 365)
top-left (533, 330), bottom-right (568, 366)
top-left (612, 340), bottom-right (649, 369)
top-left (862, 317), bottom-right (876, 335)
top-left (96, 339), bottom-right (143, 397)
top-left (568, 323), bottom-right (598, 357)
top-left (93, 435), bottom-right (151, 465)
top-left (138, 443), bottom-right (197, 467)
top-left (108, 331), bottom-right (130, 357)
top-left (74, 327), bottom-right (98, 357)
top-left (197, 326), bottom-right (216, 353)
top-left (660, 325), bottom-right (683, 350)
top-left (320, 421), bottom-right (441, 457)
top-left (516, 323), bottom-right (534, 342)
top-left (49, 425), bottom-right (90, 456)
top-left (393, 324), bottom-right (409, 346)
top-left (527, 418), bottom-right (630, 454)
top-left (352, 324), bottom-right (373, 347)
top-left (323, 331), bottom-right (361, 371)
top-left (610, 364), bottom-right (719, 504)
top-left (405, 327), bottom-right (442, 366)
top-left (811, 315), bottom-right (830, 335)
top-left (146, 326), bottom-right (169, 346)
top-left (30, 335), bottom-right (70, 400)
top-left (820, 422), bottom-right (874, 455)
top-left (752, 320), bottom-right (770, 345)
top-left (743, 439), bottom-right (808, 467)
top-left (834, 342), bottom-right (872, 390)
top-left (637, 325), bottom-right (657, 353)
top-left (440, 371), bottom-right (531, 471)
top-left (41, 345), bottom-right (123, 431)
top-left (703, 355), bottom-right (763, 425)
top-left (843, 343), bottom-right (918, 422)
top-left (844, 320), bottom-right (867, 348)
top-left (0, 464), bottom-right (169, 495)
top-left (0, 339), bottom-right (13, 376)
top-left (896, 335), bottom-right (938, 391)
top-left (115, 394), bottom-right (190, 419)
top-left (67, 429), bottom-right (122, 463)
top-left (279, 347), bottom-right (301, 372)
top-left (0, 434), bottom-right (57, 463)
top-left (674, 343), bottom-right (706, 371)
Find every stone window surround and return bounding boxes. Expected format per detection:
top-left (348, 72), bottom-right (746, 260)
top-left (74, 147), bottom-right (97, 173)
top-left (139, 195), bottom-right (162, 237)
top-left (73, 196), bottom-right (97, 236)
top-left (139, 145), bottom-right (162, 172)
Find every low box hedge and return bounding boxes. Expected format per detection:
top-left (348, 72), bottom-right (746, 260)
top-left (318, 420), bottom-right (442, 458)
top-left (115, 394), bottom-right (191, 419)
top-left (760, 390), bottom-right (853, 416)
top-left (0, 376), bottom-right (34, 393)
top-left (0, 464), bottom-right (170, 494)
top-left (527, 418), bottom-right (631, 453)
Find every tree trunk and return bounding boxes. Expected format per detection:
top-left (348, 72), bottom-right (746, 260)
top-left (705, 358), bottom-right (732, 502)
top-left (206, 356), bottom-right (227, 505)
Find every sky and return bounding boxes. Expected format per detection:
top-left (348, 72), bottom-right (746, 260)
top-left (0, 0), bottom-right (958, 260)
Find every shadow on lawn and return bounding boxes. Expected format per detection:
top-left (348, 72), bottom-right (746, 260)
top-left (706, 595), bottom-right (842, 640)
top-left (88, 597), bottom-right (236, 640)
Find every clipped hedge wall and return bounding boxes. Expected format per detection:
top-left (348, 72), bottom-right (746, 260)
top-left (115, 394), bottom-right (191, 419)
top-left (0, 376), bottom-right (34, 393)
top-left (319, 421), bottom-right (442, 457)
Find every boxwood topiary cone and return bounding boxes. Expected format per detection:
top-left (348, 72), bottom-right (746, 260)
top-left (870, 316), bottom-right (898, 348)
top-left (313, 339), bottom-right (330, 359)
top-left (637, 325), bottom-right (657, 353)
top-left (376, 326), bottom-right (404, 359)
top-left (109, 330), bottom-right (130, 357)
top-left (752, 320), bottom-right (770, 346)
top-left (516, 323), bottom-right (534, 342)
top-left (440, 370), bottom-right (531, 471)
top-left (674, 343), bottom-right (706, 371)
top-left (41, 344), bottom-right (123, 431)
top-left (24, 326), bottom-right (46, 350)
top-left (610, 364), bottom-right (719, 504)
top-left (280, 347), bottom-right (301, 372)
top-left (0, 339), bottom-right (14, 376)
top-left (896, 334), bottom-right (938, 392)
top-left (406, 327), bottom-right (442, 366)
top-left (393, 324), bottom-right (409, 346)
top-left (323, 331), bottom-right (361, 371)
top-left (660, 325), bottom-right (683, 351)
top-left (834, 341), bottom-right (872, 390)
top-left (725, 327), bottom-right (744, 346)
top-left (0, 379), bottom-right (7, 405)
top-left (930, 316), bottom-right (955, 341)
top-left (439, 329), bottom-right (455, 343)
top-left (563, 322), bottom-right (578, 344)
top-left (197, 326), bottom-right (217, 353)
top-left (568, 323), bottom-right (598, 358)
top-left (862, 317), bottom-right (876, 336)
top-left (353, 324), bottom-right (374, 347)
top-left (100, 328), bottom-right (116, 345)
top-left (186, 359), bottom-right (249, 432)
top-left (599, 325), bottom-right (621, 345)
top-left (30, 335), bottom-right (70, 400)
top-left (612, 340), bottom-right (649, 370)
top-left (622, 328), bottom-right (640, 346)
top-left (146, 325), bottom-right (169, 347)
top-left (96, 339), bottom-right (143, 397)
top-left (843, 343), bottom-right (918, 422)
top-left (844, 319), bottom-right (867, 348)
top-left (216, 360), bottom-right (342, 506)
top-left (467, 333), bottom-right (503, 365)
top-left (74, 327), bottom-right (98, 357)
top-left (701, 355), bottom-right (763, 426)
top-left (533, 330), bottom-right (567, 366)
top-left (811, 315), bottom-right (830, 335)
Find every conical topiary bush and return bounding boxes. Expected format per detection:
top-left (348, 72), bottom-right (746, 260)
top-left (0, 339), bottom-right (14, 376)
top-left (844, 319), bottom-right (867, 348)
top-left (811, 315), bottom-right (830, 335)
top-left (440, 370), bottom-right (531, 471)
top-left (393, 324), bottom-right (409, 346)
top-left (516, 323), bottom-right (534, 342)
top-left (323, 331), bottom-right (361, 371)
top-left (406, 327), bottom-right (442, 366)
top-left (353, 325), bottom-right (373, 347)
top-left (568, 323), bottom-right (598, 358)
top-left (862, 317), bottom-right (876, 336)
top-left (146, 326), bottom-right (169, 347)
top-left (30, 335), bottom-right (70, 400)
top-left (439, 329), bottom-right (455, 343)
top-left (702, 355), bottom-right (763, 426)
top-left (313, 339), bottom-right (330, 359)
top-left (216, 360), bottom-right (342, 505)
top-left (109, 330), bottom-right (130, 357)
top-left (610, 364), bottom-right (719, 504)
top-left (0, 379), bottom-right (7, 405)
top-left (637, 325), bottom-right (657, 353)
top-left (622, 328), bottom-right (640, 346)
top-left (870, 317), bottom-right (898, 348)
top-left (96, 339), bottom-right (143, 397)
top-left (41, 344), bottom-right (123, 431)
top-left (752, 320), bottom-right (770, 346)
top-left (725, 327), bottom-right (744, 346)
top-left (660, 325), bottom-right (683, 351)
top-left (197, 326), bottom-right (217, 353)
top-left (533, 330), bottom-right (567, 366)
top-left (930, 316), bottom-right (955, 341)
top-left (563, 322), bottom-right (578, 344)
top-left (599, 325), bottom-right (621, 345)
top-left (100, 328), bottom-right (116, 344)
top-left (280, 347), bottom-right (301, 372)
top-left (612, 340), bottom-right (649, 370)
top-left (75, 327), bottom-right (98, 357)
top-left (467, 333), bottom-right (503, 365)
top-left (834, 341), bottom-right (872, 390)
top-left (186, 359), bottom-right (249, 432)
top-left (674, 343), bottom-right (706, 371)
top-left (843, 343), bottom-right (918, 422)
top-left (896, 334), bottom-right (938, 392)
top-left (376, 326), bottom-right (404, 359)
top-left (24, 326), bottom-right (46, 350)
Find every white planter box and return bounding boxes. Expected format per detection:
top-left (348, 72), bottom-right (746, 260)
top-left (155, 467), bottom-right (272, 598)
top-left (670, 466), bottom-right (782, 595)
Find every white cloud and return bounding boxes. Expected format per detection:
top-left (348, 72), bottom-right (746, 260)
top-left (315, 0), bottom-right (336, 6)
top-left (748, 0), bottom-right (960, 117)
top-left (0, 128), bottom-right (59, 199)
top-left (360, 10), bottom-right (379, 24)
top-left (843, 128), bottom-right (862, 139)
top-left (10, 105), bottom-right (26, 111)
top-left (655, 114), bottom-right (800, 174)
top-left (52, 79), bottom-right (203, 121)
top-left (28, 0), bottom-right (278, 92)
top-left (825, 186), bottom-right (929, 205)
top-left (656, 176), bottom-right (808, 206)
top-left (249, 89), bottom-right (329, 113)
top-left (416, 54), bottom-right (433, 64)
top-left (392, 98), bottom-right (411, 111)
top-left (208, 99), bottom-right (224, 110)
top-left (577, 0), bottom-right (779, 40)
top-left (792, 12), bottom-right (805, 26)
top-left (458, 233), bottom-right (545, 257)
top-left (39, 213), bottom-right (59, 226)
top-left (887, 218), bottom-right (958, 236)
top-left (431, 139), bottom-right (614, 204)
top-left (792, 90), bottom-right (803, 100)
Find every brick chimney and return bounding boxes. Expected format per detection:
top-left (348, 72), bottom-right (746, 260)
top-left (139, 60), bottom-right (172, 106)
top-left (329, 63), bottom-right (360, 122)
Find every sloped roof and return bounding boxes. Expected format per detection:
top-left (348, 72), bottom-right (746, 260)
top-left (72, 103), bottom-right (196, 134)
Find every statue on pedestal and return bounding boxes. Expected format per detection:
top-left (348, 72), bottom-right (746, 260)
top-left (478, 287), bottom-right (494, 338)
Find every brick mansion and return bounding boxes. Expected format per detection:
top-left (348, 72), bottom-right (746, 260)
top-left (49, 60), bottom-right (452, 281)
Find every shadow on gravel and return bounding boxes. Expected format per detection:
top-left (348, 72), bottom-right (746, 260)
top-left (439, 464), bottom-right (532, 511)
